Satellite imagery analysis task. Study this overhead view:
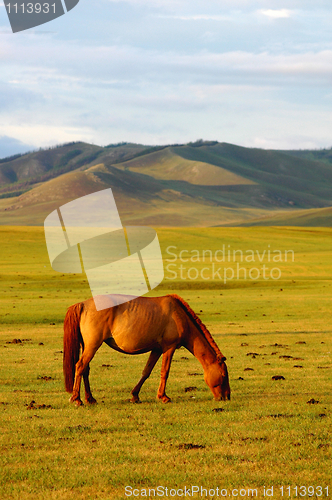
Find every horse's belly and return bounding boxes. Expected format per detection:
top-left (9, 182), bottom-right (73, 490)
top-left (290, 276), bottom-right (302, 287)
top-left (105, 332), bottom-right (160, 354)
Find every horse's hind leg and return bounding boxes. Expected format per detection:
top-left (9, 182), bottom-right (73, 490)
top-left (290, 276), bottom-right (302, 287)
top-left (71, 347), bottom-right (99, 406)
top-left (131, 349), bottom-right (161, 403)
top-left (83, 364), bottom-right (97, 404)
top-left (157, 347), bottom-right (176, 403)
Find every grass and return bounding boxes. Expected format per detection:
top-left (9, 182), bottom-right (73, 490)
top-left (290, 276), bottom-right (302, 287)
top-left (0, 226), bottom-right (331, 499)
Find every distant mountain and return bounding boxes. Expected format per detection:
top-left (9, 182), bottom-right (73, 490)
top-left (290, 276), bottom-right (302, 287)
top-left (0, 135), bottom-right (34, 159)
top-left (1, 140), bottom-right (332, 226)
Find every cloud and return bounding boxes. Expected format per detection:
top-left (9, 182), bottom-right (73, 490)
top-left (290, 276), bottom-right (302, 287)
top-left (259, 9), bottom-right (292, 19)
top-left (0, 0), bottom-right (332, 150)
top-left (3, 34), bottom-right (332, 86)
top-left (250, 136), bottom-right (320, 150)
top-left (155, 14), bottom-right (232, 21)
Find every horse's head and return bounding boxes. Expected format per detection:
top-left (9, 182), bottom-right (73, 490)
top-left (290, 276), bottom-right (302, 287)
top-left (204, 358), bottom-right (231, 401)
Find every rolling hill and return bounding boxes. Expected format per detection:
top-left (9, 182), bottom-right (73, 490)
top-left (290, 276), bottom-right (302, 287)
top-left (236, 206), bottom-right (332, 227)
top-left (1, 140), bottom-right (332, 226)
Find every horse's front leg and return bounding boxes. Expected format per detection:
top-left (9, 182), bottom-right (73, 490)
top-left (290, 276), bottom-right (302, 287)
top-left (157, 347), bottom-right (176, 403)
top-left (131, 349), bottom-right (162, 403)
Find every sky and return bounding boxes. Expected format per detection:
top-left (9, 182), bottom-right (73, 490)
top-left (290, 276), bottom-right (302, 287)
top-left (0, 0), bottom-right (332, 157)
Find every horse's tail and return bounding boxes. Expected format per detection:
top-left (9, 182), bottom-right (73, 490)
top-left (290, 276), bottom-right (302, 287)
top-left (170, 294), bottom-right (226, 363)
top-left (63, 302), bottom-right (84, 393)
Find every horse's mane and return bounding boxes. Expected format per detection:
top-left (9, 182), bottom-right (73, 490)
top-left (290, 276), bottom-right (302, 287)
top-left (169, 294), bottom-right (226, 363)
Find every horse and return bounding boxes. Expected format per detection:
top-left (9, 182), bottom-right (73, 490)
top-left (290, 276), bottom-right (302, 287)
top-left (63, 293), bottom-right (231, 406)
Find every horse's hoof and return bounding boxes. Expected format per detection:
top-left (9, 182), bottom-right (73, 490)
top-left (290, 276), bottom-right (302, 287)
top-left (130, 397), bottom-right (141, 404)
top-left (86, 397), bottom-right (97, 405)
top-left (158, 396), bottom-right (171, 403)
top-left (69, 396), bottom-right (83, 406)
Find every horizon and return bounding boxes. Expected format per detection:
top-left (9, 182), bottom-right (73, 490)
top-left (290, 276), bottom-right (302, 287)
top-left (1, 138), bottom-right (332, 163)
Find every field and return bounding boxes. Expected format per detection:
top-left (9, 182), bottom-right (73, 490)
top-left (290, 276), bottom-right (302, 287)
top-left (0, 226), bottom-right (331, 499)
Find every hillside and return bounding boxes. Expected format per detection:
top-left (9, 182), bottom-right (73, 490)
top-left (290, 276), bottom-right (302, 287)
top-left (173, 143), bottom-right (332, 207)
top-left (283, 147), bottom-right (332, 165)
top-left (236, 206), bottom-right (332, 227)
top-left (0, 142), bottom-right (148, 197)
top-left (114, 147), bottom-right (256, 186)
top-left (0, 161), bottom-right (269, 226)
top-left (1, 140), bottom-right (332, 226)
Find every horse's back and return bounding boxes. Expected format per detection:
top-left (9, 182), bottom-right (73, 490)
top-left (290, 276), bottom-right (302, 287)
top-left (79, 295), bottom-right (184, 354)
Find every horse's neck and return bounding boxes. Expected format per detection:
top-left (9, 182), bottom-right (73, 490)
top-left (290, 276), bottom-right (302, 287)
top-left (184, 325), bottom-right (217, 370)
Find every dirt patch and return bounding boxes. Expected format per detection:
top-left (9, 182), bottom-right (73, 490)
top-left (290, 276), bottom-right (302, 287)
top-left (241, 437), bottom-right (268, 442)
top-left (178, 443), bottom-right (206, 450)
top-left (37, 376), bottom-right (54, 381)
top-left (268, 414), bottom-right (294, 418)
top-left (272, 375), bottom-right (285, 380)
top-left (185, 386), bottom-right (197, 392)
top-left (244, 368), bottom-right (254, 371)
top-left (26, 401), bottom-right (53, 410)
top-left (307, 398), bottom-right (319, 404)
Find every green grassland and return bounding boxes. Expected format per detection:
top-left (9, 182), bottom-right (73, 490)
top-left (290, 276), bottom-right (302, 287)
top-left (0, 227), bottom-right (331, 499)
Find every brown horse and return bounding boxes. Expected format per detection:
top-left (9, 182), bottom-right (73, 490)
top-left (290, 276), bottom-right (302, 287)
top-left (63, 294), bottom-right (230, 406)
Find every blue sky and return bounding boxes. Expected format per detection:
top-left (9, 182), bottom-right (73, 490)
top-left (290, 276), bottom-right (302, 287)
top-left (0, 0), bottom-right (332, 157)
